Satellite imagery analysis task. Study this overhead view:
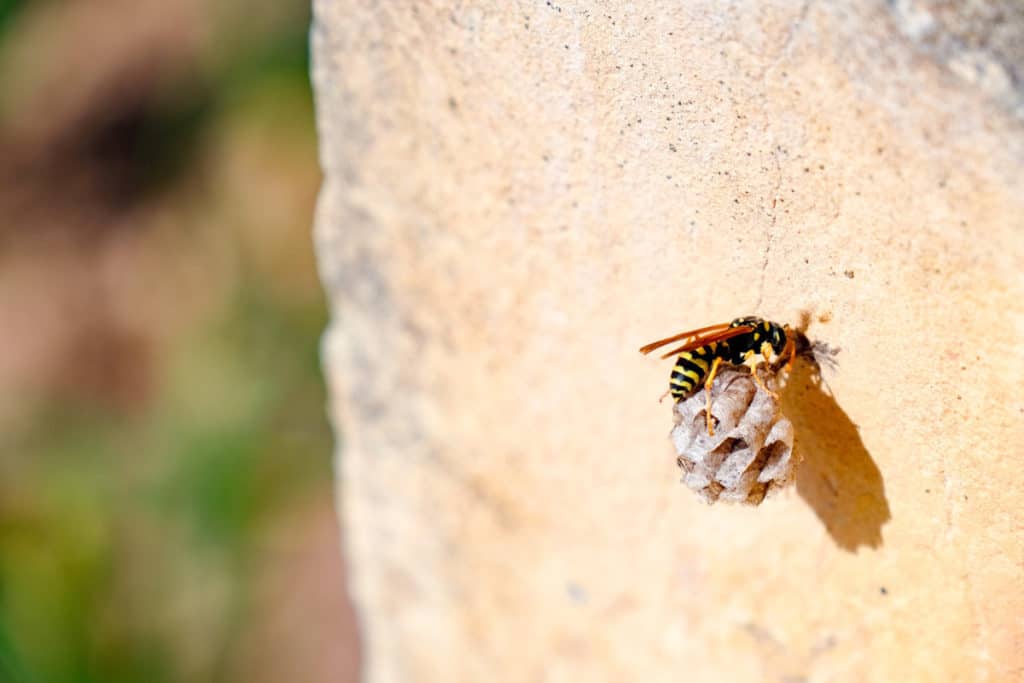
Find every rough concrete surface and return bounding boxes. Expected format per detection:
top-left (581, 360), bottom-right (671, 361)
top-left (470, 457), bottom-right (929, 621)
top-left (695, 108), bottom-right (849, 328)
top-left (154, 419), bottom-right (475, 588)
top-left (312, 1), bottom-right (1024, 681)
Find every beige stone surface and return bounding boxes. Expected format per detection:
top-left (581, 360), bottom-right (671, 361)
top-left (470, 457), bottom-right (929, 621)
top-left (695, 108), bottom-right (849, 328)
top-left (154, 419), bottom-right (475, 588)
top-left (312, 1), bottom-right (1024, 681)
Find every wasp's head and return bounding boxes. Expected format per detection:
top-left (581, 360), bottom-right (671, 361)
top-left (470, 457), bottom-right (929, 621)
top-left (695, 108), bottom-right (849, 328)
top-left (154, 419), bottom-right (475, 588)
top-left (766, 321), bottom-right (789, 356)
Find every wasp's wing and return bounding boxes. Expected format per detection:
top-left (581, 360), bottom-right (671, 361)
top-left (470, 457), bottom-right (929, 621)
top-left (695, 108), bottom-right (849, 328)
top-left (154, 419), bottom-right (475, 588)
top-left (643, 324), bottom-right (757, 359)
top-left (655, 325), bottom-right (756, 359)
top-left (638, 322), bottom-right (733, 355)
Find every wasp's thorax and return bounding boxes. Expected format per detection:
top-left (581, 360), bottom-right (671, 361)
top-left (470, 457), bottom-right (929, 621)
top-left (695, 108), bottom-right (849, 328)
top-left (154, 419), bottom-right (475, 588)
top-left (728, 316), bottom-right (789, 362)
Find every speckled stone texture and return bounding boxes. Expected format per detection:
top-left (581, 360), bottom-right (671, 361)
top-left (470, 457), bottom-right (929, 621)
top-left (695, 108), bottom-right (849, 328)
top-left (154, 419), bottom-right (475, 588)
top-left (312, 1), bottom-right (1024, 681)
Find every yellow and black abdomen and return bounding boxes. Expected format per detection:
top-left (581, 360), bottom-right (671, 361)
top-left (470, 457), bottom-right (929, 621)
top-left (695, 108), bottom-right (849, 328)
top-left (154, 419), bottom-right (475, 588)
top-left (669, 342), bottom-right (719, 400)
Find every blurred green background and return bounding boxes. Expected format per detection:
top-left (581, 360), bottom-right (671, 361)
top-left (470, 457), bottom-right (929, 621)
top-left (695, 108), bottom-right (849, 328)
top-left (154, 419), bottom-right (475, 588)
top-left (0, 1), bottom-right (359, 681)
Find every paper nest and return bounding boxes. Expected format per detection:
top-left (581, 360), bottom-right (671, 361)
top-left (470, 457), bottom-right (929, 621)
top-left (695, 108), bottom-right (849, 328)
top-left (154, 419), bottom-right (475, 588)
top-left (671, 368), bottom-right (796, 505)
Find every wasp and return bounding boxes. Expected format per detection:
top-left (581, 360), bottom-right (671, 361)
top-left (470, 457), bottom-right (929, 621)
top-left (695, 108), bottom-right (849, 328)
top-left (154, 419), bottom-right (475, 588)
top-left (640, 316), bottom-right (797, 435)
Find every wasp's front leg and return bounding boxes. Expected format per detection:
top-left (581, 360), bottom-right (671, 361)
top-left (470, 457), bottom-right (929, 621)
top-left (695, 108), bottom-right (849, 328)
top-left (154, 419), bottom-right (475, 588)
top-left (750, 362), bottom-right (771, 394)
top-left (745, 345), bottom-right (779, 399)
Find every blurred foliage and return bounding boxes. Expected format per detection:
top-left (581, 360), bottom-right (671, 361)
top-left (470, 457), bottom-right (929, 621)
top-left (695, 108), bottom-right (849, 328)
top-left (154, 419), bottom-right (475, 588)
top-left (0, 2), bottom-right (355, 682)
top-left (0, 1), bottom-right (26, 37)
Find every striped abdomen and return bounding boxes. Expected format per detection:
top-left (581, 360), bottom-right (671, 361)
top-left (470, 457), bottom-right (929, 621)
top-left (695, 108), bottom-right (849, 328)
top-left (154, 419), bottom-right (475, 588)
top-left (669, 342), bottom-right (720, 400)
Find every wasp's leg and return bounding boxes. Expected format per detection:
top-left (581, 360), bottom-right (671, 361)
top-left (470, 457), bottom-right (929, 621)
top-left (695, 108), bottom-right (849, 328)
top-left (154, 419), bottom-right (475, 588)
top-left (703, 356), bottom-right (723, 436)
top-left (741, 350), bottom-right (766, 390)
top-left (750, 343), bottom-right (782, 398)
top-left (750, 362), bottom-right (771, 394)
top-left (658, 388), bottom-right (671, 403)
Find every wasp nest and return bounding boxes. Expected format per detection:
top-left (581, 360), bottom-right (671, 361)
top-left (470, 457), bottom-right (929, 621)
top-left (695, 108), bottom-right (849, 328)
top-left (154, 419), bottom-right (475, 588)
top-left (672, 368), bottom-right (795, 505)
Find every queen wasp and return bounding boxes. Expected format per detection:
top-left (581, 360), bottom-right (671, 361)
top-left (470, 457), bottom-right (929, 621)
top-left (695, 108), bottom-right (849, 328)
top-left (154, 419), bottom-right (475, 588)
top-left (640, 316), bottom-right (797, 435)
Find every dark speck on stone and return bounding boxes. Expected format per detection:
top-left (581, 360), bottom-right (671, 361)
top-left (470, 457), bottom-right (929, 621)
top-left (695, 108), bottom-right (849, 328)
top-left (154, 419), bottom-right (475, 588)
top-left (880, 587), bottom-right (888, 595)
top-left (567, 582), bottom-right (588, 603)
top-left (844, 270), bottom-right (855, 279)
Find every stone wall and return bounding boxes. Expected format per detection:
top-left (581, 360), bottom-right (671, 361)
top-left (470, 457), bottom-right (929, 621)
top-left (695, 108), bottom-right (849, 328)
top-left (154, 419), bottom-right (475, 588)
top-left (312, 2), bottom-right (1024, 681)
